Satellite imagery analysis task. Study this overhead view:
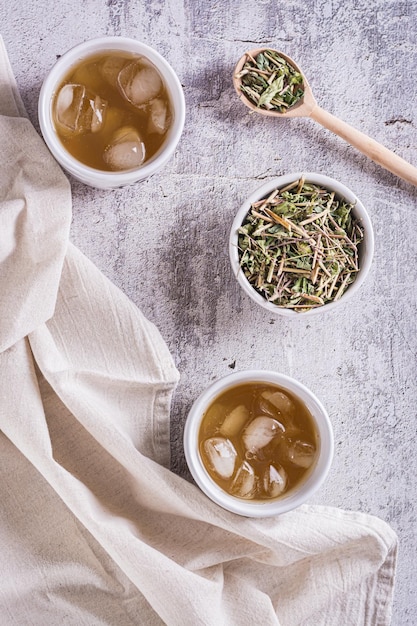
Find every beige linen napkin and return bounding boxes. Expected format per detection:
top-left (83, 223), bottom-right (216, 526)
top-left (0, 36), bottom-right (397, 626)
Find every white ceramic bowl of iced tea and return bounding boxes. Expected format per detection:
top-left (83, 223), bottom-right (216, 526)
top-left (184, 369), bottom-right (334, 517)
top-left (38, 37), bottom-right (185, 189)
top-left (229, 172), bottom-right (374, 317)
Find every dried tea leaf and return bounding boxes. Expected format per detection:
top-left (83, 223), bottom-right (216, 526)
top-left (258, 75), bottom-right (285, 108)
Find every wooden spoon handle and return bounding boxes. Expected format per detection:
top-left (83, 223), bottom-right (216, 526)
top-left (310, 105), bottom-right (417, 186)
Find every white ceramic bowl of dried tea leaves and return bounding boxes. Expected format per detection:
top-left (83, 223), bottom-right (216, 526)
top-left (38, 37), bottom-right (185, 189)
top-left (229, 172), bottom-right (374, 316)
top-left (184, 369), bottom-right (334, 517)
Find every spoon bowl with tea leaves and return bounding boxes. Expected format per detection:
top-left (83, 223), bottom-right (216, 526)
top-left (233, 48), bottom-right (417, 186)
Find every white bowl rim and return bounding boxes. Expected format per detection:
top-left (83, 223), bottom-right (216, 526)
top-left (38, 36), bottom-right (186, 187)
top-left (184, 369), bottom-right (334, 517)
top-left (229, 172), bottom-right (375, 317)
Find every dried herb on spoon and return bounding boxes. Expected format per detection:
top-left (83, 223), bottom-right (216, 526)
top-left (237, 177), bottom-right (364, 312)
top-left (235, 49), bottom-right (304, 112)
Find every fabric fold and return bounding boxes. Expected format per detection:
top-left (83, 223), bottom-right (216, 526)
top-left (0, 115), bottom-right (71, 352)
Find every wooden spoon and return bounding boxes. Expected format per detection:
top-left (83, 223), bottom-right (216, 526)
top-left (233, 48), bottom-right (417, 186)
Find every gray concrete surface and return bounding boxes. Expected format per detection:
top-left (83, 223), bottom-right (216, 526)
top-left (1, 0), bottom-right (416, 623)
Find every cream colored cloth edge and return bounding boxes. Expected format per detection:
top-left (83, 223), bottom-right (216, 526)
top-left (0, 36), bottom-right (26, 117)
top-left (0, 35), bottom-right (72, 352)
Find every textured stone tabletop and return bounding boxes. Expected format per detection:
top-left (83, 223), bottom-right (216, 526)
top-left (1, 1), bottom-right (416, 623)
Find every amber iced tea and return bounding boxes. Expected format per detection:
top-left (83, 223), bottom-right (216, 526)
top-left (199, 382), bottom-right (319, 500)
top-left (52, 51), bottom-right (173, 171)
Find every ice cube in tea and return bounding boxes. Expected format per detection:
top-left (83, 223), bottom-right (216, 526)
top-left (230, 461), bottom-right (256, 499)
top-left (55, 84), bottom-right (107, 135)
top-left (103, 126), bottom-right (145, 171)
top-left (118, 61), bottom-right (163, 106)
top-left (263, 463), bottom-right (287, 498)
top-left (219, 404), bottom-right (249, 438)
top-left (286, 439), bottom-right (316, 469)
top-left (148, 98), bottom-right (169, 135)
top-left (202, 437), bottom-right (237, 480)
top-left (242, 415), bottom-right (285, 456)
top-left (199, 382), bottom-right (319, 501)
